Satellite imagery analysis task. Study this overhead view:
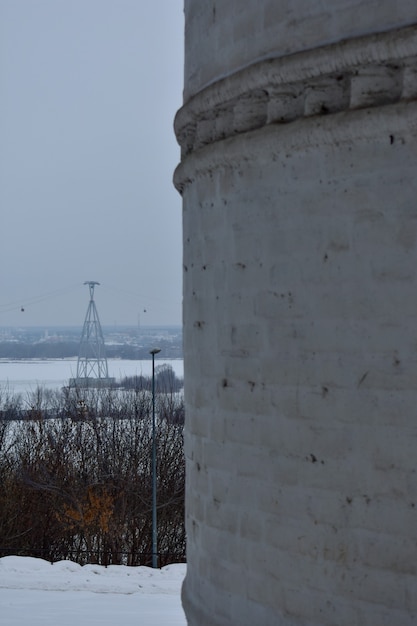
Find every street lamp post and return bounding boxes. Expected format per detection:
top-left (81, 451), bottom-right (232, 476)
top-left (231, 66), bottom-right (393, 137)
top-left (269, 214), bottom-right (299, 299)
top-left (150, 348), bottom-right (161, 568)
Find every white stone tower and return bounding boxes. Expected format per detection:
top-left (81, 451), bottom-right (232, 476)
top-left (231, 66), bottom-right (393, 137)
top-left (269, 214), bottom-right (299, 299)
top-left (175, 2), bottom-right (417, 624)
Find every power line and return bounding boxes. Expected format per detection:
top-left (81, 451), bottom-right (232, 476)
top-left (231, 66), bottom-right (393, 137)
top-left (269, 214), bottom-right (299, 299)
top-left (0, 284), bottom-right (81, 314)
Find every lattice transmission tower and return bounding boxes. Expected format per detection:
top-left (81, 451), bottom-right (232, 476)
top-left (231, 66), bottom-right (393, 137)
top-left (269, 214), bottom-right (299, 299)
top-left (70, 281), bottom-right (114, 387)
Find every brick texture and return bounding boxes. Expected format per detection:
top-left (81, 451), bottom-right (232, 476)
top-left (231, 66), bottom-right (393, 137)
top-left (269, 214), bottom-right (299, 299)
top-left (177, 3), bottom-right (417, 625)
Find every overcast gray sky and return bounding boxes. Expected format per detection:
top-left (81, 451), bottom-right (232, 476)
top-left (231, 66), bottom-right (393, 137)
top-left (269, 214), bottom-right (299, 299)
top-left (0, 0), bottom-right (184, 328)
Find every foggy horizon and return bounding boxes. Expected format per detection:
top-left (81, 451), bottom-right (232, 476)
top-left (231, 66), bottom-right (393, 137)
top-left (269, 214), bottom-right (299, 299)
top-left (0, 1), bottom-right (184, 328)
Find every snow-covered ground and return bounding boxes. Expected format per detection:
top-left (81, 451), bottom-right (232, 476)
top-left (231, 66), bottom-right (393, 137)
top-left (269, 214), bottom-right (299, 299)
top-left (0, 556), bottom-right (186, 625)
top-left (0, 358), bottom-right (184, 393)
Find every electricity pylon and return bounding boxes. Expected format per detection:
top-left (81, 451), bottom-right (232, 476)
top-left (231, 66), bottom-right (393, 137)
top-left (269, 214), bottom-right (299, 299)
top-left (71, 281), bottom-right (113, 387)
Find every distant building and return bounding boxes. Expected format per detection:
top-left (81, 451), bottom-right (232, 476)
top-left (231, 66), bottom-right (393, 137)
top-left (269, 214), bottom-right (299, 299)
top-left (175, 2), bottom-right (417, 624)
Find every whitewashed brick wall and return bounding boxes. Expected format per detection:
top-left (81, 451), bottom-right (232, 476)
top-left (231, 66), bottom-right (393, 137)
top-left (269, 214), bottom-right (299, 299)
top-left (176, 3), bottom-right (417, 624)
top-left (184, 0), bottom-right (417, 98)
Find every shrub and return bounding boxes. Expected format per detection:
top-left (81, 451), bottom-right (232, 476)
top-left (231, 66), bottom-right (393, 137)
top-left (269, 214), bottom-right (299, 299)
top-left (0, 386), bottom-right (185, 566)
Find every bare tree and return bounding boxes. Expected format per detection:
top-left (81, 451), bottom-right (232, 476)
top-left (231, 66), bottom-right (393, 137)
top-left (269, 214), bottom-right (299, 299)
top-left (0, 385), bottom-right (185, 566)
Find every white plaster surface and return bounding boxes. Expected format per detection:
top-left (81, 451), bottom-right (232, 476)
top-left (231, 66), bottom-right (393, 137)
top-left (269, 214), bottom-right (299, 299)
top-left (184, 0), bottom-right (417, 98)
top-left (177, 3), bottom-right (417, 625)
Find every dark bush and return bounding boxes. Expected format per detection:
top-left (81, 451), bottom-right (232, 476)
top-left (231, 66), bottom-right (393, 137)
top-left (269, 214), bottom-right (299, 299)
top-left (0, 386), bottom-right (185, 566)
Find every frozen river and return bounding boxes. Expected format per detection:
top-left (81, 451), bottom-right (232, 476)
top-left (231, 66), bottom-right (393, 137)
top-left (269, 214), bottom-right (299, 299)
top-left (0, 358), bottom-right (183, 394)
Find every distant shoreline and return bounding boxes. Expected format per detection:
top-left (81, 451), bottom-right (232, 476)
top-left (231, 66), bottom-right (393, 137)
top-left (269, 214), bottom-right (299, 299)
top-left (0, 357), bottom-right (184, 393)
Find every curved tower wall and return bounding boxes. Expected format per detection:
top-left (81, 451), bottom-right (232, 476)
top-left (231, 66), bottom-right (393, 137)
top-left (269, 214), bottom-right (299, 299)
top-left (183, 1), bottom-right (417, 98)
top-left (175, 3), bottom-right (417, 625)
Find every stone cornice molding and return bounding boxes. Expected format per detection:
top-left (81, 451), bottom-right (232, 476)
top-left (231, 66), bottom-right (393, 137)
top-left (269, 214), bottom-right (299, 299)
top-left (174, 100), bottom-right (417, 194)
top-left (174, 24), bottom-right (417, 184)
